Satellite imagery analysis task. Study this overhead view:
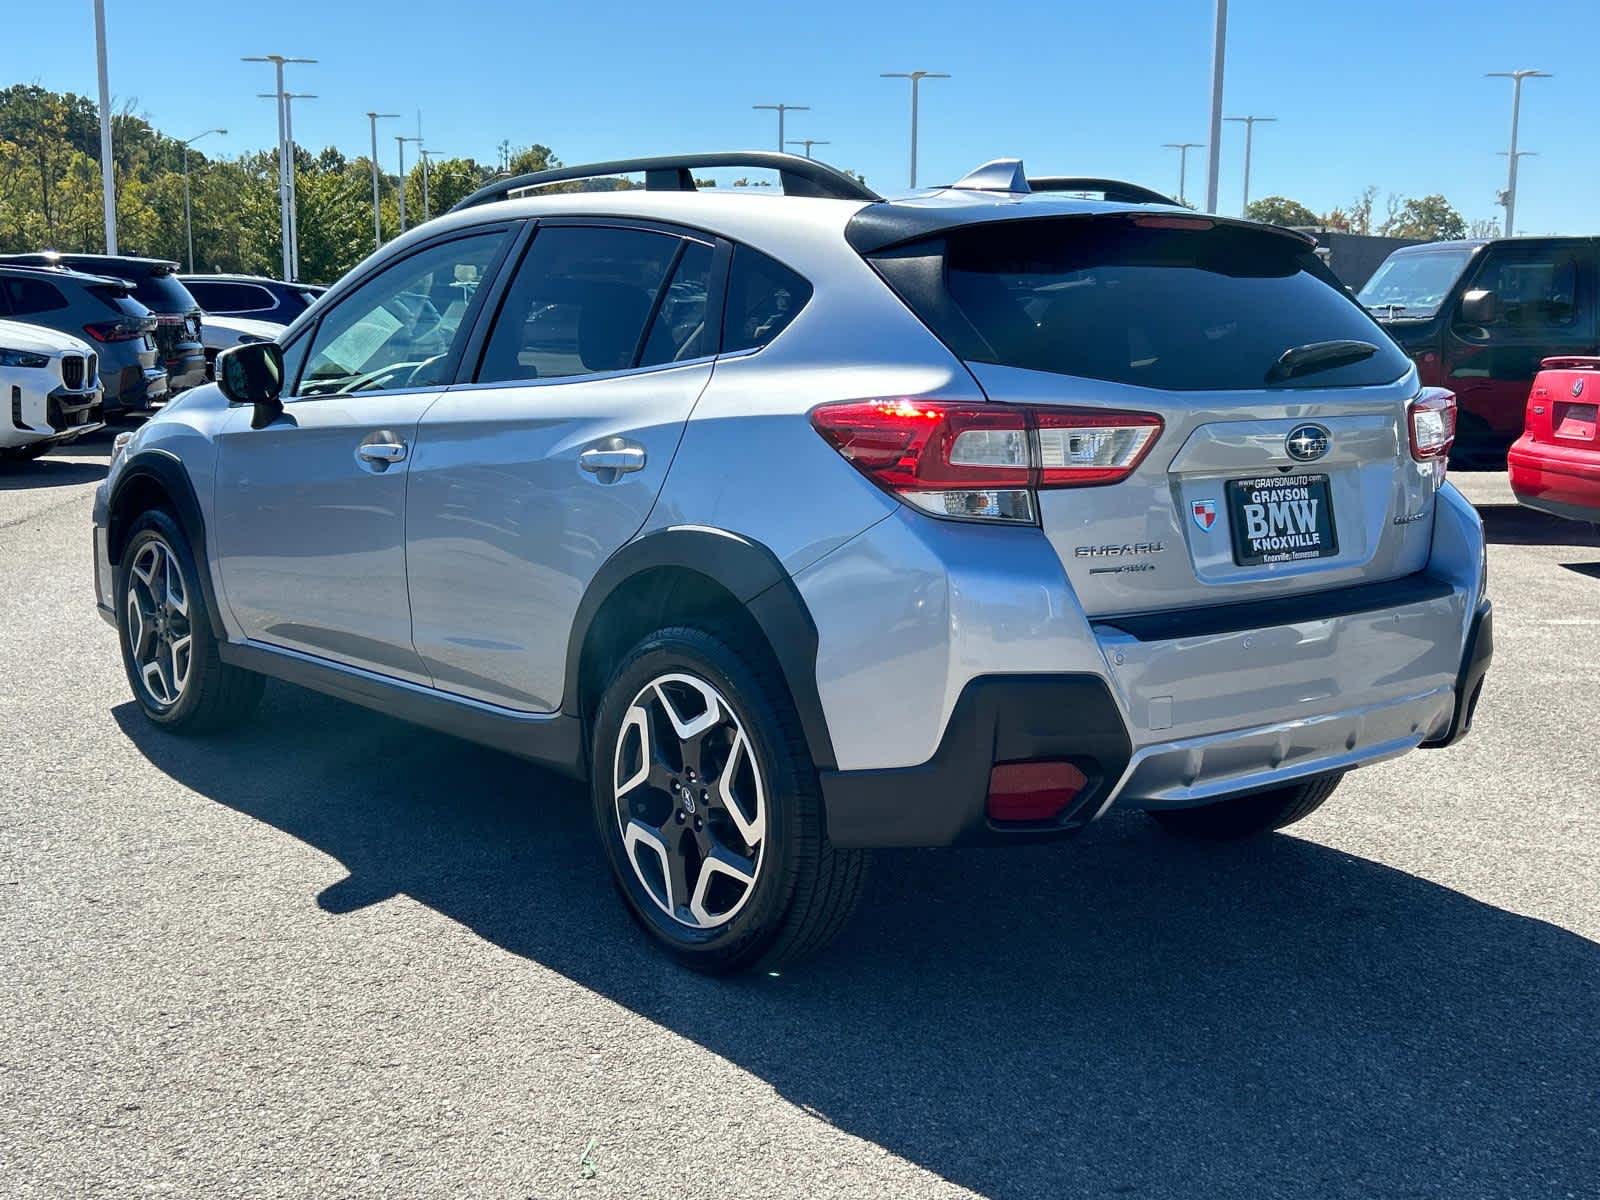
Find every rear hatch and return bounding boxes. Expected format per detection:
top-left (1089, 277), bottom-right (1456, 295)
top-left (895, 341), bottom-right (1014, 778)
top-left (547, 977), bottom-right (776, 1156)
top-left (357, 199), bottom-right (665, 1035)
top-left (867, 212), bottom-right (1437, 616)
top-left (1524, 357), bottom-right (1600, 451)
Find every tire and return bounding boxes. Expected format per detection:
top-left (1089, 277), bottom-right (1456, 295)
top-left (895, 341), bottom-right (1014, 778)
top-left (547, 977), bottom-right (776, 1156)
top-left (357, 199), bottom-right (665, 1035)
top-left (116, 509), bottom-right (264, 733)
top-left (1146, 771), bottom-right (1344, 840)
top-left (590, 625), bottom-right (868, 974)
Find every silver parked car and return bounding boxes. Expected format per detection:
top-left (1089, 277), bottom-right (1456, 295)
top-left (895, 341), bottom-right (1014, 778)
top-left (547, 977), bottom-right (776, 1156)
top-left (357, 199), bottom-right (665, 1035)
top-left (93, 152), bottom-right (1491, 972)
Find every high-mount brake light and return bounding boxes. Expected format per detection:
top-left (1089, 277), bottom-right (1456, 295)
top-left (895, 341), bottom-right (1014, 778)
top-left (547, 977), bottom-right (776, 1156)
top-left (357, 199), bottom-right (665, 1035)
top-left (1129, 215), bottom-right (1216, 231)
top-left (1408, 388), bottom-right (1457, 464)
top-left (809, 400), bottom-right (1163, 524)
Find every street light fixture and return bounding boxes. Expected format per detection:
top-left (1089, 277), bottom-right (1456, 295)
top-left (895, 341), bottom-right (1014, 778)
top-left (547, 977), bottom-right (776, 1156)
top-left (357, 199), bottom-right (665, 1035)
top-left (881, 71), bottom-right (949, 189)
top-left (786, 138), bottom-right (830, 160)
top-left (1486, 69), bottom-right (1551, 236)
top-left (395, 135), bottom-right (422, 231)
top-left (366, 112), bottom-right (400, 249)
top-left (753, 104), bottom-right (809, 155)
top-left (1224, 114), bottom-right (1276, 214)
top-left (180, 128), bottom-right (226, 273)
top-left (243, 54), bottom-right (315, 281)
top-left (1162, 142), bottom-right (1204, 205)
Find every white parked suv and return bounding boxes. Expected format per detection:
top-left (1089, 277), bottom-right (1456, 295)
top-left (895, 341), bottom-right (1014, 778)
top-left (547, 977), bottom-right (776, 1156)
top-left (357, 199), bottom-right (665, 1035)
top-left (0, 318), bottom-right (102, 462)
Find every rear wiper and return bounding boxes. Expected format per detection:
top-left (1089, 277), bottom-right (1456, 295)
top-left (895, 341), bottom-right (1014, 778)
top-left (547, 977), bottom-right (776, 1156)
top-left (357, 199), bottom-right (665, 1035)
top-left (1267, 339), bottom-right (1380, 383)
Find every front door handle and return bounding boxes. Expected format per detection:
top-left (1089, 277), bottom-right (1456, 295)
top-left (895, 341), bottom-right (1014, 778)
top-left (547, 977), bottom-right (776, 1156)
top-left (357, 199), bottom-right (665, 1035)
top-left (579, 445), bottom-right (646, 479)
top-left (357, 432), bottom-right (408, 468)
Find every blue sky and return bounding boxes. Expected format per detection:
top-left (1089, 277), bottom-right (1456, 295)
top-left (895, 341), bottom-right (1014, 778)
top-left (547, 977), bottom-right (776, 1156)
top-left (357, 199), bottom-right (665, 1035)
top-left (4, 0), bottom-right (1595, 233)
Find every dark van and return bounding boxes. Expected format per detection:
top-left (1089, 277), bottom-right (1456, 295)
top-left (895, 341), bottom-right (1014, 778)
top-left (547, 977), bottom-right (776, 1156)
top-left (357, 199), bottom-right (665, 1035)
top-left (1358, 237), bottom-right (1599, 462)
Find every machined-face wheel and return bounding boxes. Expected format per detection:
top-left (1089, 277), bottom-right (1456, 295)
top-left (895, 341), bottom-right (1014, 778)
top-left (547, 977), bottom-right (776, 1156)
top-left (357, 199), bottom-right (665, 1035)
top-left (612, 672), bottom-right (767, 930)
top-left (124, 536), bottom-right (192, 709)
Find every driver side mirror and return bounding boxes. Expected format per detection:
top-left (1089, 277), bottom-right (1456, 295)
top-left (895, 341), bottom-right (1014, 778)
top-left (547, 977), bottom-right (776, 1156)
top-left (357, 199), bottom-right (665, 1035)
top-left (216, 341), bottom-right (286, 429)
top-left (1459, 288), bottom-right (1498, 326)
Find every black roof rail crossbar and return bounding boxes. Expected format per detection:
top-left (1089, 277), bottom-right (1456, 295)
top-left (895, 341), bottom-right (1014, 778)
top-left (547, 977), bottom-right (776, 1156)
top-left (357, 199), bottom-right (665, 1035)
top-left (1027, 177), bottom-right (1174, 205)
top-left (449, 151), bottom-right (882, 212)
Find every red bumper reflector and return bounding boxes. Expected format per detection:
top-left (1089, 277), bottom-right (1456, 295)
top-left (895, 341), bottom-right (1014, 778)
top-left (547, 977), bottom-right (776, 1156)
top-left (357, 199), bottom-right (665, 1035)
top-left (986, 761), bottom-right (1088, 823)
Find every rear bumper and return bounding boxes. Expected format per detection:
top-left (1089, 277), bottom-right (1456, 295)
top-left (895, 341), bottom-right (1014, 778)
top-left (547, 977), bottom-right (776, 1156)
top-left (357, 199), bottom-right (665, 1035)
top-left (1508, 436), bottom-right (1600, 520)
top-left (164, 349), bottom-right (206, 393)
top-left (105, 364), bottom-right (169, 412)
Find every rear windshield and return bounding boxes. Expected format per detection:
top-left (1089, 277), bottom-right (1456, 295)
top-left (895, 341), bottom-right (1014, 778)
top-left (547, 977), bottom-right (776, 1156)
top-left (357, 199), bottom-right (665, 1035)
top-left (132, 272), bottom-right (199, 314)
top-left (875, 217), bottom-right (1411, 391)
top-left (89, 284), bottom-right (147, 317)
top-left (1356, 245), bottom-right (1476, 318)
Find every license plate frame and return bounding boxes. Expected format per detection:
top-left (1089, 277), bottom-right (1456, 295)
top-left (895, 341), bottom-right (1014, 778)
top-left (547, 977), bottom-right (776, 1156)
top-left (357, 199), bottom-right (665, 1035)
top-left (1225, 473), bottom-right (1339, 567)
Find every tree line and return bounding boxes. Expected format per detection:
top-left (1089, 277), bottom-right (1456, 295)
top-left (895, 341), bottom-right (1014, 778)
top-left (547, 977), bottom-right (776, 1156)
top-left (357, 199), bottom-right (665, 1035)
top-left (1243, 188), bottom-right (1497, 241)
top-left (0, 85), bottom-right (565, 284)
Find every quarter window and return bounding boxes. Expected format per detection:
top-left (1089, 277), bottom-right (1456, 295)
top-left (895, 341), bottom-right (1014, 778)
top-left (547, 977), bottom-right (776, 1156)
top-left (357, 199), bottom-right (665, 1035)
top-left (298, 232), bottom-right (506, 397)
top-left (478, 226), bottom-right (686, 384)
top-left (189, 280), bottom-right (276, 314)
top-left (3, 276), bottom-right (68, 315)
top-left (722, 246), bottom-right (812, 353)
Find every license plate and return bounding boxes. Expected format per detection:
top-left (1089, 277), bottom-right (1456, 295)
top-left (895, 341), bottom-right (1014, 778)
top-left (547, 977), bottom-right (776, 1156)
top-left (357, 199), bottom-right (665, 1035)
top-left (1225, 473), bottom-right (1338, 566)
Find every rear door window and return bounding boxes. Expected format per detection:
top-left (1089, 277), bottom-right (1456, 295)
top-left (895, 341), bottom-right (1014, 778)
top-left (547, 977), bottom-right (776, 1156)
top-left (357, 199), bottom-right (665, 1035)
top-left (189, 280), bottom-right (276, 314)
top-left (1460, 244), bottom-right (1586, 334)
top-left (878, 216), bottom-right (1412, 390)
top-left (477, 226), bottom-right (684, 383)
top-left (722, 246), bottom-right (812, 353)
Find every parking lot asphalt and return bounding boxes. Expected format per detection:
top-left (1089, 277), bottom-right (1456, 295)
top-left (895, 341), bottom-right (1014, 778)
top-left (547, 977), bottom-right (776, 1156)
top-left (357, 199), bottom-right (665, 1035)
top-left (3, 430), bottom-right (1598, 1200)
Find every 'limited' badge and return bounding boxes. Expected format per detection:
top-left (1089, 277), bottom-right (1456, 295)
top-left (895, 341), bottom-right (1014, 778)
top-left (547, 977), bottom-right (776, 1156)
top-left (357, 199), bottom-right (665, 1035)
top-left (1192, 499), bottom-right (1218, 531)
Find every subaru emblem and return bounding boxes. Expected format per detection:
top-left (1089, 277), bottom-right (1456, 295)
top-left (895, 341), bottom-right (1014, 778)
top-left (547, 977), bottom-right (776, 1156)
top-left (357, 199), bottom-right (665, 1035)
top-left (1285, 424), bottom-right (1330, 463)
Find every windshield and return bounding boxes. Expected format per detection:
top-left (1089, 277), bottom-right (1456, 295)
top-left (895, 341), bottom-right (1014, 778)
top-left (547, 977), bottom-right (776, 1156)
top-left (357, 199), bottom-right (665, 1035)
top-left (1356, 246), bottom-right (1475, 318)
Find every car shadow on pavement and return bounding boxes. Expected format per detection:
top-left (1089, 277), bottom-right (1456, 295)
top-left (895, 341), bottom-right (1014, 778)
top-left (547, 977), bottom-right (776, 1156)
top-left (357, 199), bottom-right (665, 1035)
top-left (114, 688), bottom-right (1600, 1199)
top-left (0, 457), bottom-right (106, 489)
top-left (1478, 502), bottom-right (1600, 546)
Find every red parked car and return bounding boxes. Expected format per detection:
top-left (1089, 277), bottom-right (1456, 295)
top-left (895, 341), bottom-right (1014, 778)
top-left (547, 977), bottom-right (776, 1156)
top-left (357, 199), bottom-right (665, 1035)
top-left (1509, 357), bottom-right (1600, 522)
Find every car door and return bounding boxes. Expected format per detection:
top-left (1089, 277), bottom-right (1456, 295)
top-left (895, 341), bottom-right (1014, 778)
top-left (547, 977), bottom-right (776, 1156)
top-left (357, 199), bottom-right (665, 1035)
top-left (1443, 239), bottom-right (1597, 444)
top-left (212, 227), bottom-right (514, 681)
top-left (405, 220), bottom-right (721, 710)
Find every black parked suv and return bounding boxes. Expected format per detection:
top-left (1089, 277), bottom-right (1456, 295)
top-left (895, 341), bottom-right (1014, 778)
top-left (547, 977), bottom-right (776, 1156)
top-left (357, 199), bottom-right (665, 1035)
top-left (0, 265), bottom-right (167, 414)
top-left (180, 273), bottom-right (326, 326)
top-left (0, 254), bottom-right (207, 395)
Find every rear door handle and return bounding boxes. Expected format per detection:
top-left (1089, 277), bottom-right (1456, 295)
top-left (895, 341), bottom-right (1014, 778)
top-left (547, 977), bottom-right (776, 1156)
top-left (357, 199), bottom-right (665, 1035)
top-left (579, 446), bottom-right (646, 476)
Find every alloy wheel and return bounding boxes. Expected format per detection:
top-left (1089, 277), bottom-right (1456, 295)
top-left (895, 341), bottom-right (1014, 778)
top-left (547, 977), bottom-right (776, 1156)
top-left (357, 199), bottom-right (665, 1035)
top-left (612, 672), bottom-right (767, 930)
top-left (125, 537), bottom-right (192, 708)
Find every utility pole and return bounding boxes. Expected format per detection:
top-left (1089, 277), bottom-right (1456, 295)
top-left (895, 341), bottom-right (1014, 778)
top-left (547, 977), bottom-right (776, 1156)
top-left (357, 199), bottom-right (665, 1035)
top-left (366, 112), bottom-right (399, 250)
top-left (1203, 0), bottom-right (1227, 214)
top-left (786, 138), bottom-right (830, 160)
top-left (1162, 142), bottom-right (1203, 205)
top-left (1487, 69), bottom-right (1550, 237)
top-left (753, 104), bottom-right (809, 154)
top-left (260, 92), bottom-right (314, 280)
top-left (93, 0), bottom-right (117, 253)
top-left (881, 71), bottom-right (950, 189)
top-left (418, 148), bottom-right (440, 221)
top-left (395, 136), bottom-right (421, 231)
top-left (243, 54), bottom-right (315, 281)
top-left (181, 128), bottom-right (226, 272)
top-left (1224, 114), bottom-right (1276, 213)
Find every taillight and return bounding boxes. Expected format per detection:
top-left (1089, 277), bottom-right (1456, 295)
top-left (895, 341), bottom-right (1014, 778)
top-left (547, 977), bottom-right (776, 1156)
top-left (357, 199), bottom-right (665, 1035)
top-left (82, 320), bottom-right (145, 343)
top-left (1408, 388), bottom-right (1456, 462)
top-left (809, 399), bottom-right (1161, 524)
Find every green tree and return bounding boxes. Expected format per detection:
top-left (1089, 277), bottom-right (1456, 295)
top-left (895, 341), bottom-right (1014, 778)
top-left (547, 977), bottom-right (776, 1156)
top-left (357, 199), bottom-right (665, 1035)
top-left (1244, 195), bottom-right (1320, 227)
top-left (1382, 194), bottom-right (1467, 241)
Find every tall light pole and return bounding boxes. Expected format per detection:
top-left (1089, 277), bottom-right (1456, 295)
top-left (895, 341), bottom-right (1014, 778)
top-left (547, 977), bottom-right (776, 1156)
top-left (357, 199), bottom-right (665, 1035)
top-left (181, 128), bottom-right (226, 272)
top-left (418, 147), bottom-right (442, 221)
top-left (786, 138), bottom-right (830, 160)
top-left (1203, 0), bottom-right (1227, 214)
top-left (365, 112), bottom-right (399, 250)
top-left (260, 92), bottom-right (314, 281)
top-left (395, 135), bottom-right (421, 231)
top-left (1225, 114), bottom-right (1276, 213)
top-left (93, 0), bottom-right (117, 253)
top-left (1162, 142), bottom-right (1203, 205)
top-left (243, 54), bottom-right (315, 281)
top-left (881, 71), bottom-right (949, 189)
top-left (753, 104), bottom-right (809, 154)
top-left (1487, 69), bottom-right (1551, 237)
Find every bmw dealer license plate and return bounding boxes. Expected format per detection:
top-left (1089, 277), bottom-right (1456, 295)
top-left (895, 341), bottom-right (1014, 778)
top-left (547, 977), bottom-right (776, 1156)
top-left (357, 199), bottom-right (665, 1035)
top-left (1225, 474), bottom-right (1338, 566)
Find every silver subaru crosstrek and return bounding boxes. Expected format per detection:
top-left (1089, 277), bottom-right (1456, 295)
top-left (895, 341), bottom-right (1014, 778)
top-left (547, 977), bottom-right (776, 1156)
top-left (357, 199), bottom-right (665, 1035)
top-left (93, 152), bottom-right (1491, 972)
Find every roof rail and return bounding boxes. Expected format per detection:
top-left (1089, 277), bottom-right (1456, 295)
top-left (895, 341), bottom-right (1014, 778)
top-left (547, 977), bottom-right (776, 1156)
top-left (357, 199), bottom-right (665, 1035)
top-left (1027, 177), bottom-right (1174, 205)
top-left (449, 151), bottom-right (882, 213)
